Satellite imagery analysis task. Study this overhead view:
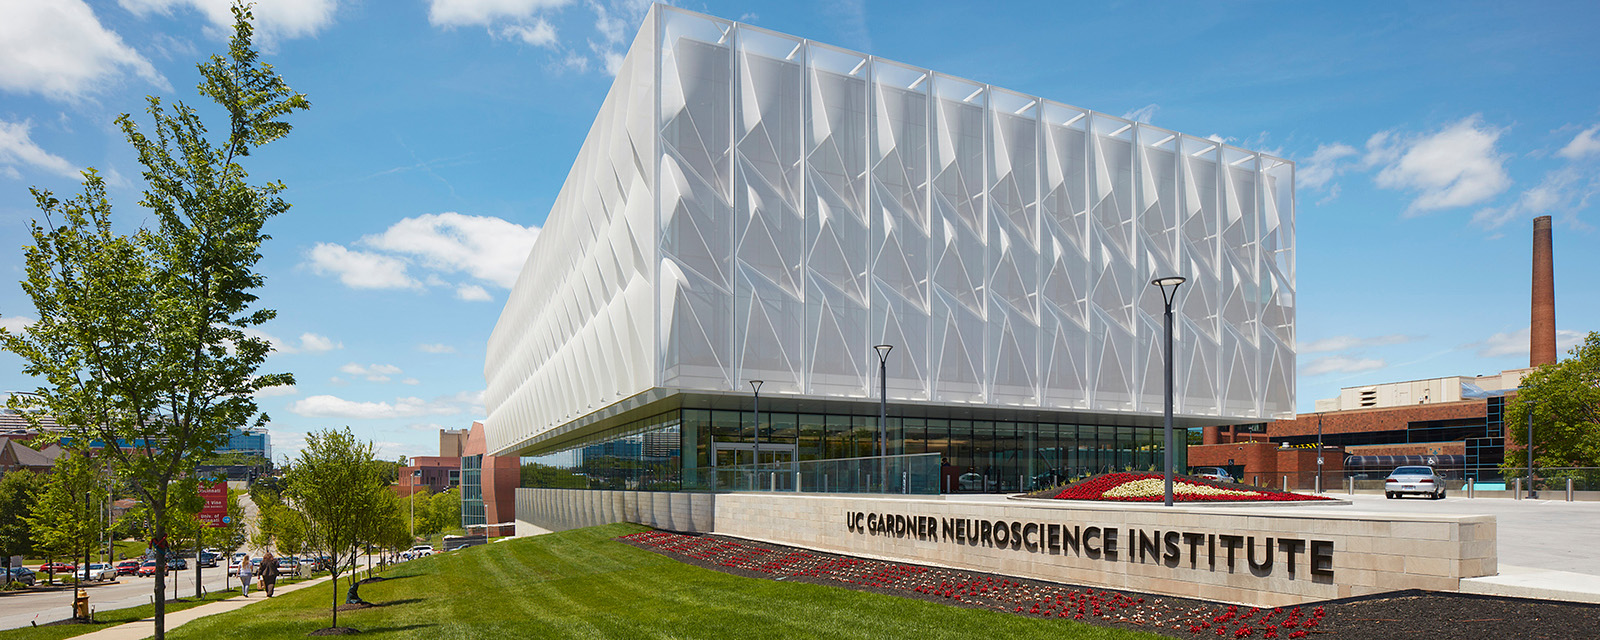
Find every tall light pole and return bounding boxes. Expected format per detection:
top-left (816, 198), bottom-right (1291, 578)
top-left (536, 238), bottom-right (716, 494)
top-left (1525, 397), bottom-right (1536, 499)
top-left (1151, 276), bottom-right (1186, 507)
top-left (874, 345), bottom-right (894, 491)
top-left (409, 469), bottom-right (421, 540)
top-left (749, 380), bottom-right (764, 475)
top-left (1317, 412), bottom-right (1324, 494)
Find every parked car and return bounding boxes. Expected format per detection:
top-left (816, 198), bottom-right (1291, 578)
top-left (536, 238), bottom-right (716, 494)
top-left (165, 557), bottom-right (188, 571)
top-left (1191, 467), bottom-right (1236, 483)
top-left (39, 561), bottom-right (76, 575)
top-left (1385, 466), bottom-right (1446, 499)
top-left (277, 556), bottom-right (301, 573)
top-left (197, 552), bottom-right (219, 568)
top-left (116, 559), bottom-right (142, 576)
top-left (403, 545), bottom-right (434, 561)
top-left (137, 560), bottom-right (159, 577)
top-left (75, 563), bottom-right (116, 581)
top-left (5, 567), bottom-right (36, 586)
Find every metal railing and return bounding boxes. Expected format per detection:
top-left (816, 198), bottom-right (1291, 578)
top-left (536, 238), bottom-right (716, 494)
top-left (1220, 468), bottom-right (1600, 495)
top-left (683, 452), bottom-right (943, 494)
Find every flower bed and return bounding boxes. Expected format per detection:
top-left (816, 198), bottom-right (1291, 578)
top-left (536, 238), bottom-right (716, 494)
top-left (620, 529), bottom-right (1328, 637)
top-left (1050, 473), bottom-right (1335, 503)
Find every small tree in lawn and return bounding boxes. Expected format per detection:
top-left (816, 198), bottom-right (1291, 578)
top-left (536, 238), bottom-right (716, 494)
top-left (420, 487), bottom-right (461, 538)
top-left (0, 470), bottom-right (45, 584)
top-left (287, 428), bottom-right (385, 630)
top-left (26, 450), bottom-right (109, 586)
top-left (0, 6), bottom-right (305, 637)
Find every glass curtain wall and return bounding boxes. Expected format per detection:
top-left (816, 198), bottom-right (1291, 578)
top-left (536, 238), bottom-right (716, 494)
top-left (521, 406), bottom-right (1190, 493)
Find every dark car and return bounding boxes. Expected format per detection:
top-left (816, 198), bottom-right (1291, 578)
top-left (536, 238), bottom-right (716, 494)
top-left (4, 567), bottom-right (36, 586)
top-left (165, 557), bottom-right (187, 571)
top-left (116, 559), bottom-right (141, 575)
top-left (197, 552), bottom-right (219, 568)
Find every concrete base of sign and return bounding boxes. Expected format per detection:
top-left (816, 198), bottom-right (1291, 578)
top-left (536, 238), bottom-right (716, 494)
top-left (515, 488), bottom-right (1497, 607)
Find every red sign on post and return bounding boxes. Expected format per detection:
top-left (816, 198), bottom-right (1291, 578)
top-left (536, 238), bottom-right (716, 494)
top-left (197, 481), bottom-right (229, 528)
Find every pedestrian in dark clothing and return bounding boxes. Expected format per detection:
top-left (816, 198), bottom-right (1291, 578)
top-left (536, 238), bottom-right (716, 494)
top-left (261, 552), bottom-right (280, 597)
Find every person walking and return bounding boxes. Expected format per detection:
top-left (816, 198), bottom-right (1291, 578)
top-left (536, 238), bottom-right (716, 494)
top-left (260, 551), bottom-right (280, 597)
top-left (238, 554), bottom-right (253, 597)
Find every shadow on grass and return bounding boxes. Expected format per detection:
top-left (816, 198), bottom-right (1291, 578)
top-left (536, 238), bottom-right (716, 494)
top-left (353, 624), bottom-right (432, 634)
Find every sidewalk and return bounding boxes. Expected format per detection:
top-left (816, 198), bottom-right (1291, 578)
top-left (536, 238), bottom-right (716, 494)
top-left (72, 575), bottom-right (331, 640)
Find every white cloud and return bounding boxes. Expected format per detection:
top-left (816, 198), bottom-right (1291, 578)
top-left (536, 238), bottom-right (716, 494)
top-left (118, 0), bottom-right (339, 42)
top-left (242, 328), bottom-right (342, 354)
top-left (254, 384), bottom-right (299, 398)
top-left (0, 0), bottom-right (167, 101)
top-left (1473, 326), bottom-right (1586, 358)
top-left (498, 20), bottom-right (558, 47)
top-left (339, 362), bottom-right (403, 382)
top-left (361, 212), bottom-right (539, 288)
top-left (298, 332), bottom-right (340, 353)
top-left (0, 119), bottom-right (81, 179)
top-left (1299, 334), bottom-right (1419, 354)
top-left (1368, 115), bottom-right (1511, 214)
top-left (456, 284), bottom-right (492, 301)
top-left (306, 242), bottom-right (419, 289)
top-left (0, 316), bottom-right (36, 333)
top-left (1558, 124), bottom-right (1600, 160)
top-left (426, 0), bottom-right (574, 27)
top-left (401, 378), bottom-right (421, 385)
top-left (288, 391), bottom-right (479, 419)
top-left (1121, 104), bottom-right (1159, 124)
top-left (1301, 355), bottom-right (1386, 377)
top-left (418, 343), bottom-right (457, 354)
top-left (1470, 165), bottom-right (1597, 229)
top-left (1297, 142), bottom-right (1359, 190)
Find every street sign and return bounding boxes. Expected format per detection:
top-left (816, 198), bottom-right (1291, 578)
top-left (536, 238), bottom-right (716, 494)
top-left (197, 481), bottom-right (228, 528)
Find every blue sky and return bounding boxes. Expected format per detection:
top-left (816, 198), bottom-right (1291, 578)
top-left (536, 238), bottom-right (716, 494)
top-left (1, 0), bottom-right (1596, 462)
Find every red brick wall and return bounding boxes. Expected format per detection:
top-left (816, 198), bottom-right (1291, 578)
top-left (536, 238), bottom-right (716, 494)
top-left (464, 421), bottom-right (518, 535)
top-left (1267, 400), bottom-right (1486, 438)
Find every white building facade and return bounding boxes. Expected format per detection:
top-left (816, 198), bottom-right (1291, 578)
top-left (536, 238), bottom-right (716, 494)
top-left (486, 5), bottom-right (1294, 491)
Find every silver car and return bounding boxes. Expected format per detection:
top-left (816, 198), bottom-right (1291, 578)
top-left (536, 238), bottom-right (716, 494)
top-left (1385, 465), bottom-right (1446, 500)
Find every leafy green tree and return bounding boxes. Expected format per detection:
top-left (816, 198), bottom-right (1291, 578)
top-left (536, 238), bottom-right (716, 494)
top-left (521, 462), bottom-right (587, 489)
top-left (1506, 331), bottom-right (1600, 475)
top-left (0, 7), bottom-right (306, 637)
top-left (26, 451), bottom-right (110, 584)
top-left (420, 487), bottom-right (462, 537)
top-left (286, 428), bottom-right (386, 631)
top-left (253, 501), bottom-right (307, 557)
top-left (0, 470), bottom-right (45, 582)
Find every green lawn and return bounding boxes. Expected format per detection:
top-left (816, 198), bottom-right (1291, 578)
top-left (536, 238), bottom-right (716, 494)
top-left (160, 523), bottom-right (1172, 640)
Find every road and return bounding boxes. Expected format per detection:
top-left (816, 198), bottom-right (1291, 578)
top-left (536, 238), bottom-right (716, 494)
top-left (0, 567), bottom-right (249, 630)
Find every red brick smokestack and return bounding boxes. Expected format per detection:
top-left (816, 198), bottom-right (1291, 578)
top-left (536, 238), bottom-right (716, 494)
top-left (1531, 215), bottom-right (1556, 367)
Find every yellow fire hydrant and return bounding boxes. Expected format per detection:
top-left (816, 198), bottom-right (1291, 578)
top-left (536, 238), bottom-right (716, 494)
top-left (73, 588), bottom-right (90, 620)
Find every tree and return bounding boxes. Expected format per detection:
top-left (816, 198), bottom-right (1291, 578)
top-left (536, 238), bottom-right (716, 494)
top-left (1506, 331), bottom-right (1600, 475)
top-left (420, 487), bottom-right (461, 538)
top-left (0, 7), bottom-right (306, 637)
top-left (286, 428), bottom-right (386, 631)
top-left (0, 470), bottom-right (45, 583)
top-left (253, 501), bottom-right (306, 557)
top-left (26, 450), bottom-right (110, 585)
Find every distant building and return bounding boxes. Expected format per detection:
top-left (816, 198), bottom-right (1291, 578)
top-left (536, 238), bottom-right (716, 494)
top-left (439, 428), bottom-right (469, 458)
top-left (0, 438), bottom-right (59, 474)
top-left (460, 421), bottom-right (517, 536)
top-left (399, 456), bottom-right (462, 495)
top-left (217, 427), bottom-right (272, 460)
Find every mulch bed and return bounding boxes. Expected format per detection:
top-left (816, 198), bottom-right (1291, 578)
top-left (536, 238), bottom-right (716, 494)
top-left (620, 530), bottom-right (1600, 640)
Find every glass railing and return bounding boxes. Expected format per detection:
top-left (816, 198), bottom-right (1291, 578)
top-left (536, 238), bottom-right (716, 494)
top-left (1219, 468), bottom-right (1600, 494)
top-left (681, 452), bottom-right (943, 494)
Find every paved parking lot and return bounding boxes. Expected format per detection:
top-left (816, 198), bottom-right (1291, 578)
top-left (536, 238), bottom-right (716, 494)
top-left (1291, 493), bottom-right (1600, 576)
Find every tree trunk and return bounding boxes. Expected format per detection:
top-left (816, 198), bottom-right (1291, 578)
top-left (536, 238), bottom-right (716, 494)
top-left (153, 520), bottom-right (166, 640)
top-left (330, 561), bottom-right (339, 629)
top-left (195, 528), bottom-right (202, 599)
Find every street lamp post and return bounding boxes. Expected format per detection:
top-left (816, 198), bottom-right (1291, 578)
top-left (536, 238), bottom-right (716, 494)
top-left (409, 469), bottom-right (421, 540)
top-left (874, 345), bottom-right (893, 492)
top-left (1317, 413), bottom-right (1324, 494)
top-left (1150, 276), bottom-right (1187, 507)
top-left (1526, 398), bottom-right (1536, 499)
top-left (749, 380), bottom-right (763, 488)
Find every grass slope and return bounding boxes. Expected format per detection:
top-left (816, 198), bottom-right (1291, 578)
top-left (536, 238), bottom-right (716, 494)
top-left (165, 523), bottom-right (1169, 640)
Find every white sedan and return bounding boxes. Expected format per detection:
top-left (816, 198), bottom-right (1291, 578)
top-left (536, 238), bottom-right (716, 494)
top-left (1385, 465), bottom-right (1447, 500)
top-left (75, 563), bottom-right (116, 581)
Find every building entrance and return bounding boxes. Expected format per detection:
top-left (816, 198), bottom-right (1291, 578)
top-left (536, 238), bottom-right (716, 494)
top-left (713, 442), bottom-right (796, 466)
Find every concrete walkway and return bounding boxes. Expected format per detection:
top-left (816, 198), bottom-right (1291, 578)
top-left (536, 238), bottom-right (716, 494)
top-left (71, 575), bottom-right (331, 640)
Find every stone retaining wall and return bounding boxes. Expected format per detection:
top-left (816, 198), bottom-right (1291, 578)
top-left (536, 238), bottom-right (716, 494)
top-left (515, 488), bottom-right (1496, 606)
